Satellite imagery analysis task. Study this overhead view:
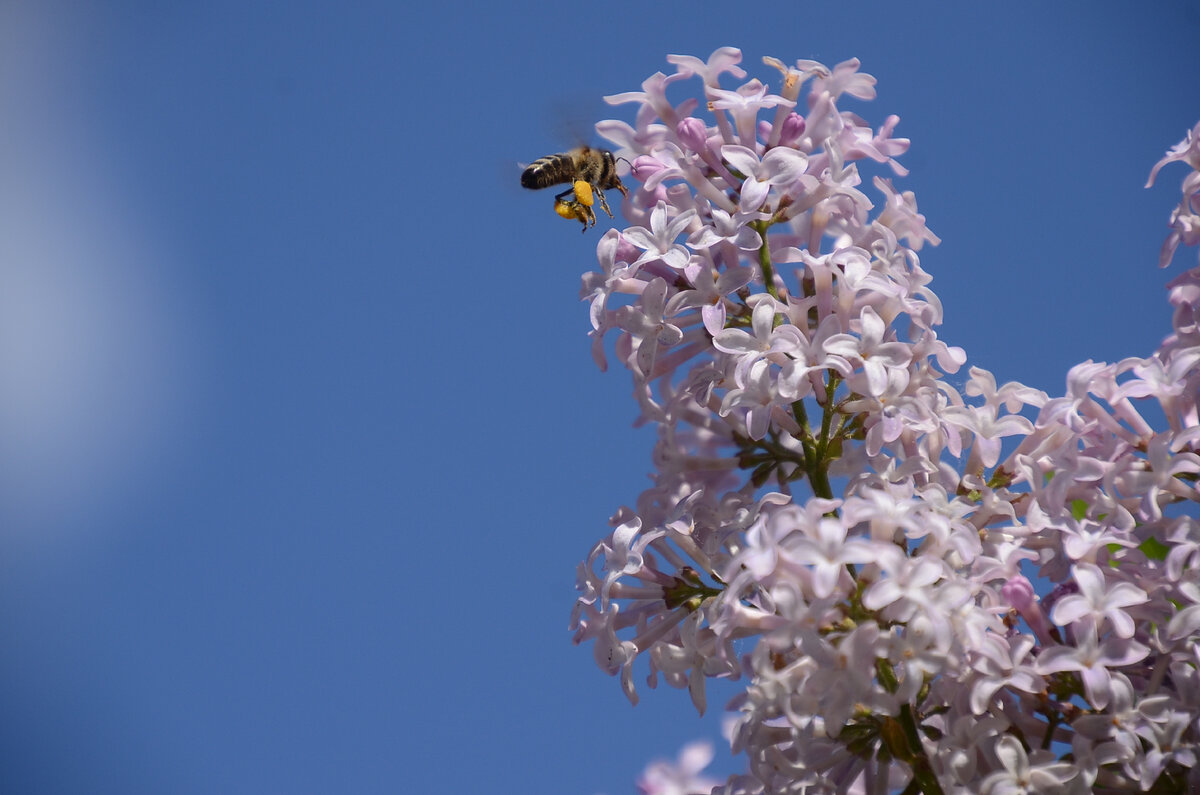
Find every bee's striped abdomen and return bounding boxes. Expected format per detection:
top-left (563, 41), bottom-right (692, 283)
top-left (521, 154), bottom-right (576, 190)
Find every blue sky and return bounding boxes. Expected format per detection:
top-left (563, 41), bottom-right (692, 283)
top-left (0, 2), bottom-right (1197, 793)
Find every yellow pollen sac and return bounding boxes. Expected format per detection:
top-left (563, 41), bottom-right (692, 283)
top-left (555, 196), bottom-right (595, 231)
top-left (555, 200), bottom-right (580, 220)
top-left (572, 180), bottom-right (595, 207)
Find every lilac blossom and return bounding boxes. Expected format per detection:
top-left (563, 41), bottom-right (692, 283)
top-left (563, 48), bottom-right (1200, 794)
top-left (979, 736), bottom-right (1080, 794)
top-left (636, 740), bottom-right (723, 795)
top-left (1050, 563), bottom-right (1149, 638)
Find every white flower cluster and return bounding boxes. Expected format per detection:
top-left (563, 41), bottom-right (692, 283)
top-left (568, 48), bottom-right (1200, 793)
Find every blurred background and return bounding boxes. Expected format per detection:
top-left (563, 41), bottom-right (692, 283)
top-left (0, 1), bottom-right (1197, 792)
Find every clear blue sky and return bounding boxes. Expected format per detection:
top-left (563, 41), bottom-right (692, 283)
top-left (0, 2), bottom-right (1196, 793)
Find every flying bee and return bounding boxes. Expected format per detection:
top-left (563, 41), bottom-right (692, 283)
top-left (521, 146), bottom-right (629, 232)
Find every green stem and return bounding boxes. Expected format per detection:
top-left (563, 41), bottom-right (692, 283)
top-left (752, 221), bottom-right (779, 299)
top-left (899, 704), bottom-right (944, 795)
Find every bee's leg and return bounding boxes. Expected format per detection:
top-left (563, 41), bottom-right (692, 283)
top-left (594, 186), bottom-right (614, 219)
top-left (554, 187), bottom-right (576, 203)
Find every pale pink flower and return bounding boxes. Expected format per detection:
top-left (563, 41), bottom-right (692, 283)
top-left (1050, 563), bottom-right (1148, 638)
top-left (569, 50), bottom-right (1200, 794)
top-left (979, 736), bottom-right (1079, 794)
top-left (625, 202), bottom-right (697, 271)
top-left (637, 740), bottom-right (721, 795)
top-left (1035, 623), bottom-right (1150, 710)
top-left (821, 306), bottom-right (912, 397)
top-left (719, 144), bottom-right (808, 212)
top-left (1145, 120), bottom-right (1200, 188)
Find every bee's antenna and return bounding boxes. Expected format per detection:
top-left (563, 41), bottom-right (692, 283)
top-left (616, 156), bottom-right (633, 171)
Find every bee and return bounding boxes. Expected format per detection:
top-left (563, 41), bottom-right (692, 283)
top-left (521, 146), bottom-right (629, 232)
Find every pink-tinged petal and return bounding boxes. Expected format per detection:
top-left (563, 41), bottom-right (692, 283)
top-left (1101, 637), bottom-right (1149, 667)
top-left (969, 679), bottom-right (1005, 716)
top-left (721, 145), bottom-right (760, 175)
top-left (1146, 121), bottom-right (1200, 187)
top-left (622, 228), bottom-right (658, 250)
top-left (993, 736), bottom-right (1028, 778)
top-left (631, 154), bottom-right (668, 181)
top-left (712, 328), bottom-right (761, 354)
top-left (1001, 576), bottom-right (1055, 645)
top-left (667, 47), bottom-right (746, 82)
top-left (861, 358), bottom-right (889, 397)
top-left (1050, 594), bottom-right (1091, 627)
top-left (675, 116), bottom-right (708, 153)
top-left (1072, 563), bottom-right (1105, 601)
top-left (688, 227), bottom-right (725, 249)
top-left (746, 404), bottom-right (769, 440)
top-left (859, 306), bottom-right (885, 343)
top-left (660, 246), bottom-right (691, 270)
top-left (750, 299), bottom-right (775, 339)
top-left (1107, 610), bottom-right (1136, 640)
top-left (641, 277), bottom-right (667, 316)
top-left (589, 332), bottom-right (608, 371)
top-left (861, 580), bottom-right (901, 611)
top-left (1168, 604), bottom-right (1200, 640)
top-left (1105, 581), bottom-right (1149, 610)
top-left (822, 333), bottom-right (860, 359)
top-left (810, 563), bottom-right (841, 599)
top-left (675, 740), bottom-right (715, 776)
top-left (760, 147), bottom-right (807, 183)
top-left (973, 435), bottom-right (1003, 468)
top-left (656, 324), bottom-right (683, 347)
top-left (1034, 645), bottom-right (1084, 675)
top-left (739, 177), bottom-right (769, 211)
top-left (910, 557), bottom-right (943, 586)
top-left (664, 210), bottom-right (697, 241)
top-left (731, 226), bottom-right (762, 250)
top-left (1080, 665), bottom-right (1115, 710)
top-left (701, 303), bottom-right (726, 336)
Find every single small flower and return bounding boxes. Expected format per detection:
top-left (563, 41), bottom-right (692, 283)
top-left (718, 358), bottom-right (781, 440)
top-left (776, 313), bottom-right (853, 400)
top-left (687, 204), bottom-right (765, 251)
top-left (979, 735), bottom-right (1079, 794)
top-left (636, 740), bottom-right (721, 795)
top-left (810, 57), bottom-right (877, 102)
top-left (720, 143), bottom-right (808, 212)
top-left (822, 306), bottom-right (913, 397)
top-left (712, 296), bottom-right (802, 385)
top-left (940, 401), bottom-right (1034, 470)
top-left (1035, 622), bottom-right (1150, 710)
top-left (624, 201), bottom-right (697, 271)
top-left (667, 46), bottom-right (747, 86)
top-left (666, 261), bottom-right (755, 337)
top-left (616, 277), bottom-right (684, 378)
top-left (1145, 120), bottom-right (1200, 188)
top-left (783, 515), bottom-right (881, 599)
top-left (708, 79), bottom-right (794, 145)
top-left (1050, 563), bottom-right (1148, 639)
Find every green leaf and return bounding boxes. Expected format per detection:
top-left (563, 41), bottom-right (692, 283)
top-left (1139, 536), bottom-right (1170, 560)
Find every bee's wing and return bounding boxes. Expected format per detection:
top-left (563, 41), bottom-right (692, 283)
top-left (549, 96), bottom-right (608, 149)
top-left (501, 159), bottom-right (533, 196)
